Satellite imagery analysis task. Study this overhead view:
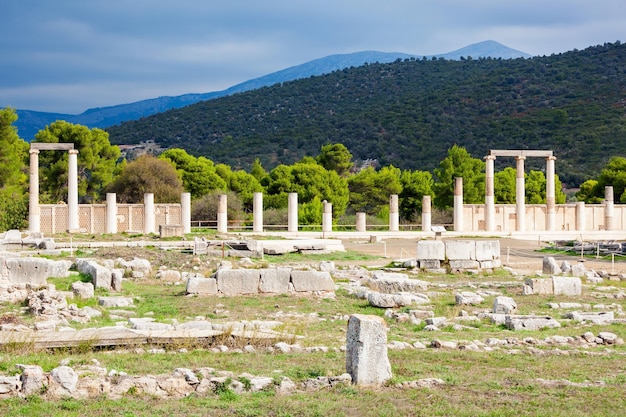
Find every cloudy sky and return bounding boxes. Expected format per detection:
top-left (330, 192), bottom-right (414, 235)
top-left (1, 0), bottom-right (624, 114)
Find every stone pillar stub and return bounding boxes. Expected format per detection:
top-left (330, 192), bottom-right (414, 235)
top-left (605, 186), bottom-right (614, 231)
top-left (356, 212), bottom-right (366, 232)
top-left (389, 194), bottom-right (399, 232)
top-left (181, 192), bottom-right (191, 234)
top-left (144, 193), bottom-right (155, 234)
top-left (346, 314), bottom-right (392, 386)
top-left (516, 156), bottom-right (526, 232)
top-left (29, 149), bottom-right (40, 233)
top-left (217, 194), bottom-right (228, 233)
top-left (484, 155), bottom-right (495, 232)
top-left (253, 192), bottom-right (263, 233)
top-left (422, 195), bottom-right (431, 232)
top-left (575, 201), bottom-right (585, 231)
top-left (68, 149), bottom-right (79, 231)
top-left (453, 177), bottom-right (463, 232)
top-left (322, 200), bottom-right (332, 233)
top-left (288, 193), bottom-right (298, 232)
top-left (106, 193), bottom-right (117, 234)
top-left (546, 156), bottom-right (556, 231)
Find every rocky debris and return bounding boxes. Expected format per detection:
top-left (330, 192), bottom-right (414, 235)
top-left (76, 259), bottom-right (123, 291)
top-left (71, 281), bottom-right (94, 299)
top-left (455, 291), bottom-right (484, 306)
top-left (26, 286), bottom-right (95, 324)
top-left (493, 296), bottom-right (517, 314)
top-left (98, 296), bottom-right (134, 308)
top-left (115, 258), bottom-right (152, 278)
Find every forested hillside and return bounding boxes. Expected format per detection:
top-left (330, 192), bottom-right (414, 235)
top-left (106, 42), bottom-right (626, 187)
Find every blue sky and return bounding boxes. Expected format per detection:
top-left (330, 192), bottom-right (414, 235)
top-left (1, 0), bottom-right (624, 114)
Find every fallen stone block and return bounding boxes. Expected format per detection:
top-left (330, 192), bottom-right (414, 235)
top-left (564, 311), bottom-right (614, 324)
top-left (4, 257), bottom-right (71, 286)
top-left (419, 259), bottom-right (441, 269)
top-left (367, 271), bottom-right (428, 293)
top-left (71, 281), bottom-right (94, 299)
top-left (493, 296), bottom-right (517, 314)
top-left (259, 268), bottom-right (291, 293)
top-left (346, 314), bottom-right (392, 386)
top-left (449, 259), bottom-right (480, 270)
top-left (505, 315), bottom-right (561, 331)
top-left (416, 240), bottom-right (445, 261)
top-left (186, 276), bottom-right (217, 295)
top-left (290, 270), bottom-right (334, 292)
top-left (552, 276), bottom-right (582, 296)
top-left (455, 291), bottom-right (484, 306)
top-left (523, 278), bottom-right (553, 295)
top-left (475, 240), bottom-right (500, 261)
top-left (542, 256), bottom-right (560, 275)
top-left (216, 269), bottom-right (260, 295)
top-left (97, 296), bottom-right (134, 308)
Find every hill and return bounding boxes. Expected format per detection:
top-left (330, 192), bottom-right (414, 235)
top-left (14, 41), bottom-right (528, 140)
top-left (106, 42), bottom-right (626, 187)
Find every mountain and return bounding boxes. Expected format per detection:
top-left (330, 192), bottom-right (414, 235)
top-left (105, 42), bottom-right (626, 187)
top-left (14, 41), bottom-right (529, 140)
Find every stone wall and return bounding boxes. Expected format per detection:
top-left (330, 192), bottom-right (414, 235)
top-left (416, 240), bottom-right (501, 272)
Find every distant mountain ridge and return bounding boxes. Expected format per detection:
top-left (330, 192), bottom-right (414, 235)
top-left (14, 40), bottom-right (530, 140)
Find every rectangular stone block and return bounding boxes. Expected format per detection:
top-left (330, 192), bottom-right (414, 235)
top-left (259, 268), bottom-right (291, 293)
top-left (524, 278), bottom-right (553, 295)
top-left (449, 259), bottom-right (480, 270)
top-left (186, 277), bottom-right (217, 295)
top-left (346, 314), bottom-right (392, 386)
top-left (419, 259), bottom-right (441, 269)
top-left (552, 276), bottom-right (582, 296)
top-left (417, 240), bottom-right (445, 261)
top-left (216, 269), bottom-right (260, 295)
top-left (479, 259), bottom-right (502, 269)
top-left (445, 240), bottom-right (476, 260)
top-left (159, 224), bottom-right (184, 238)
top-left (475, 240), bottom-right (500, 261)
top-left (290, 270), bottom-right (335, 292)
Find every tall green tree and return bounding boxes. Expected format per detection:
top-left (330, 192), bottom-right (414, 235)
top-left (316, 143), bottom-right (354, 177)
top-left (525, 170), bottom-right (567, 204)
top-left (215, 163), bottom-right (263, 209)
top-left (399, 169), bottom-right (434, 221)
top-left (159, 148), bottom-right (226, 199)
top-left (494, 167), bottom-right (517, 203)
top-left (348, 166), bottom-right (402, 215)
top-left (34, 121), bottom-right (121, 203)
top-left (106, 155), bottom-right (183, 203)
top-left (433, 145), bottom-right (485, 209)
top-left (0, 108), bottom-right (29, 230)
top-left (596, 156), bottom-right (626, 203)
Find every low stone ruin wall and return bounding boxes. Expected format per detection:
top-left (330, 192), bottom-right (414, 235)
top-left (186, 268), bottom-right (335, 296)
top-left (0, 253), bottom-right (71, 286)
top-left (416, 240), bottom-right (501, 272)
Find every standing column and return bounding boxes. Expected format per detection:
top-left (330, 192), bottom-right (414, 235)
top-left (253, 192), bottom-right (263, 233)
top-left (515, 156), bottom-right (526, 232)
top-left (421, 195), bottom-right (431, 232)
top-left (484, 155), bottom-right (496, 232)
top-left (106, 193), bottom-right (117, 234)
top-left (287, 192), bottom-right (298, 232)
top-left (546, 156), bottom-right (556, 231)
top-left (453, 177), bottom-right (464, 232)
top-left (181, 192), bottom-right (191, 234)
top-left (217, 194), bottom-right (228, 233)
top-left (356, 212), bottom-right (366, 232)
top-left (29, 149), bottom-right (40, 233)
top-left (605, 186), bottom-right (614, 231)
top-left (389, 194), bottom-right (399, 232)
top-left (575, 201), bottom-right (586, 231)
top-left (68, 149), bottom-right (79, 232)
top-left (144, 193), bottom-right (155, 234)
top-left (322, 200), bottom-right (333, 233)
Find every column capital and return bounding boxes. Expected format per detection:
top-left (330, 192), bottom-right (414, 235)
top-left (546, 155), bottom-right (557, 161)
top-left (515, 155), bottom-right (526, 161)
top-left (484, 155), bottom-right (496, 161)
top-left (68, 149), bottom-right (79, 155)
top-left (29, 148), bottom-right (40, 155)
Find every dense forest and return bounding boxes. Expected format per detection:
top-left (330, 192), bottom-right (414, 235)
top-left (106, 42), bottom-right (626, 187)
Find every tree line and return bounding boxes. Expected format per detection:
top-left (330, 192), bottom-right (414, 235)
top-left (11, 109), bottom-right (626, 233)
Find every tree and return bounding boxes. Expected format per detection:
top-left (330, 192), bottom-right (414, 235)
top-left (250, 158), bottom-right (268, 182)
top-left (34, 121), bottom-right (121, 203)
top-left (433, 145), bottom-right (485, 209)
top-left (596, 156), bottom-right (626, 203)
top-left (399, 169), bottom-right (434, 221)
top-left (106, 155), bottom-right (183, 203)
top-left (524, 170), bottom-right (567, 204)
top-left (0, 108), bottom-right (29, 230)
top-left (215, 163), bottom-right (263, 210)
top-left (316, 143), bottom-right (353, 177)
top-left (159, 148), bottom-right (225, 199)
top-left (265, 161), bottom-right (349, 221)
top-left (348, 166), bottom-right (402, 215)
top-left (575, 179), bottom-right (603, 203)
top-left (494, 167), bottom-right (516, 203)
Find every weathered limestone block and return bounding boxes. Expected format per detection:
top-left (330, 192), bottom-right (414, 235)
top-left (445, 240), bottom-right (476, 260)
top-left (50, 366), bottom-right (79, 394)
top-left (76, 259), bottom-right (114, 290)
top-left (493, 296), bottom-right (517, 314)
top-left (367, 271), bottom-right (428, 293)
top-left (116, 258), bottom-right (152, 277)
top-left (523, 278), bottom-right (553, 295)
top-left (71, 281), bottom-right (94, 299)
top-left (259, 268), bottom-right (291, 293)
top-left (449, 259), bottom-right (480, 270)
top-left (565, 311), bottom-right (614, 324)
top-left (19, 365), bottom-right (44, 396)
top-left (4, 258), bottom-right (71, 285)
top-left (156, 269), bottom-right (182, 282)
top-left (368, 292), bottom-right (413, 308)
top-left (475, 240), bottom-right (500, 261)
top-left (455, 291), bottom-right (484, 306)
top-left (505, 315), bottom-right (561, 331)
top-left (216, 269), bottom-right (260, 295)
top-left (416, 240), bottom-right (445, 260)
top-left (186, 276), bottom-right (218, 295)
top-left (290, 270), bottom-right (335, 292)
top-left (542, 256), bottom-right (560, 275)
top-left (419, 259), bottom-right (441, 269)
top-left (480, 259), bottom-right (502, 269)
top-left (570, 263), bottom-right (587, 278)
top-left (552, 276), bottom-right (582, 296)
top-left (346, 314), bottom-right (392, 386)
top-left (0, 375), bottom-right (20, 396)
top-left (97, 296), bottom-right (134, 307)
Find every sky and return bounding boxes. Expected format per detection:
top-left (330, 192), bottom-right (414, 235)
top-left (1, 0), bottom-right (624, 114)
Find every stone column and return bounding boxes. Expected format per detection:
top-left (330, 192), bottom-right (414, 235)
top-left (453, 177), bottom-right (463, 232)
top-left (575, 201), bottom-right (585, 231)
top-left (217, 194), bottom-right (228, 233)
top-left (28, 149), bottom-right (40, 233)
top-left (605, 186), bottom-right (614, 231)
top-left (515, 156), bottom-right (526, 232)
top-left (356, 212), bottom-right (366, 232)
top-left (106, 193), bottom-right (117, 234)
top-left (484, 155), bottom-right (496, 232)
top-left (322, 200), bottom-right (333, 233)
top-left (253, 192), bottom-right (263, 233)
top-left (389, 194), bottom-right (399, 232)
top-left (546, 156), bottom-right (556, 231)
top-left (421, 195), bottom-right (431, 232)
top-left (287, 192), bottom-right (298, 232)
top-left (68, 149), bottom-right (79, 231)
top-left (346, 314), bottom-right (392, 386)
top-left (144, 193), bottom-right (155, 234)
top-left (181, 192), bottom-right (191, 234)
